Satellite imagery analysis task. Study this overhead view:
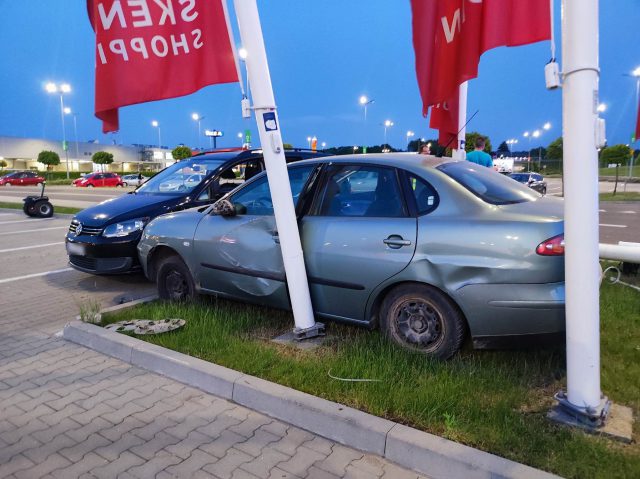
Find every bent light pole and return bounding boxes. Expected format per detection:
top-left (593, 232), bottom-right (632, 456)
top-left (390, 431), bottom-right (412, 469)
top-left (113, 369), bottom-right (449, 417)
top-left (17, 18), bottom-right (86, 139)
top-left (234, 0), bottom-right (323, 339)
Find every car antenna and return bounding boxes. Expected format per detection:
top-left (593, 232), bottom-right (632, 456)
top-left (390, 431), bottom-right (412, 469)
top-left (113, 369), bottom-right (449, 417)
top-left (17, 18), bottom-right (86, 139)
top-left (437, 109), bottom-right (479, 157)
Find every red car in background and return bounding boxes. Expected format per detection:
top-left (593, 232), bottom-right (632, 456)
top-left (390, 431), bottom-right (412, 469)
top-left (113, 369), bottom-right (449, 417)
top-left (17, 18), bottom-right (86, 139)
top-left (0, 171), bottom-right (45, 186)
top-left (73, 172), bottom-right (124, 188)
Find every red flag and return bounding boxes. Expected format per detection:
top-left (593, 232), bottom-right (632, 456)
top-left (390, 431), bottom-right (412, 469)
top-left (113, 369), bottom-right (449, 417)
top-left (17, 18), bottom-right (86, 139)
top-left (411, 0), bottom-right (551, 135)
top-left (429, 91), bottom-right (459, 146)
top-left (87, 0), bottom-right (238, 132)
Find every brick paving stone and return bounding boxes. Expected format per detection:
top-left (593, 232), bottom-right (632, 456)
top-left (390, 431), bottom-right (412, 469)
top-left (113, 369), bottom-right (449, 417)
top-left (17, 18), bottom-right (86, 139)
top-left (266, 467), bottom-right (302, 479)
top-left (230, 469), bottom-right (261, 479)
top-left (21, 431), bottom-right (77, 464)
top-left (130, 431), bottom-right (182, 460)
top-left (58, 432), bottom-right (112, 463)
top-left (343, 465), bottom-right (380, 479)
top-left (165, 430), bottom-right (216, 459)
top-left (93, 432), bottom-right (146, 461)
top-left (381, 462), bottom-right (425, 479)
top-left (239, 448), bottom-right (291, 479)
top-left (202, 447), bottom-right (253, 479)
top-left (314, 445), bottom-right (363, 478)
top-left (128, 450), bottom-right (183, 478)
top-left (348, 455), bottom-right (385, 478)
top-left (14, 452), bottom-right (72, 479)
top-left (0, 435), bottom-right (43, 464)
top-left (99, 416), bottom-right (148, 442)
top-left (277, 446), bottom-right (327, 478)
top-left (0, 454), bottom-right (36, 478)
top-left (164, 449), bottom-right (219, 477)
top-left (65, 417), bottom-right (113, 443)
top-left (42, 403), bottom-right (88, 427)
top-left (229, 412), bottom-right (273, 439)
top-left (196, 411), bottom-right (245, 440)
top-left (88, 451), bottom-right (146, 479)
top-left (0, 418), bottom-right (49, 445)
top-left (270, 428), bottom-right (316, 457)
top-left (301, 436), bottom-right (334, 456)
top-left (235, 429), bottom-right (281, 458)
top-left (32, 417), bottom-right (82, 443)
top-left (199, 429), bottom-right (247, 459)
top-left (100, 400), bottom-right (146, 425)
top-left (303, 466), bottom-right (341, 479)
top-left (48, 389), bottom-right (90, 411)
top-left (130, 415), bottom-right (178, 441)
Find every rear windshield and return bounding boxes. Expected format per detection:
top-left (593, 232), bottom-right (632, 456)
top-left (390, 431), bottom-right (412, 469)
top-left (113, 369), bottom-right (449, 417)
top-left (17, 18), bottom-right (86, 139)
top-left (438, 162), bottom-right (538, 205)
top-left (509, 173), bottom-right (529, 182)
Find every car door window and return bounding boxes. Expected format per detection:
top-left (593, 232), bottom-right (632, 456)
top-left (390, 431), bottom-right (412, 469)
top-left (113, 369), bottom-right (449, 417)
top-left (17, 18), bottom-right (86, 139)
top-left (406, 174), bottom-right (439, 215)
top-left (316, 165), bottom-right (407, 217)
top-left (230, 165), bottom-right (315, 216)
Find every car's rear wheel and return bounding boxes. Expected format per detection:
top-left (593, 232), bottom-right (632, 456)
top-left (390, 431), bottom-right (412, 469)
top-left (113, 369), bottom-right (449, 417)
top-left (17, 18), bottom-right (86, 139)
top-left (87, 184), bottom-right (94, 188)
top-left (157, 256), bottom-right (196, 301)
top-left (122, 182), bottom-right (128, 187)
top-left (380, 284), bottom-right (465, 360)
top-left (541, 187), bottom-right (547, 195)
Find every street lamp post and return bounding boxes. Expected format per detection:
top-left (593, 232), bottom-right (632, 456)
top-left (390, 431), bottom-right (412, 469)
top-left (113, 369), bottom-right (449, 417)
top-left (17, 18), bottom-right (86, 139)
top-left (383, 120), bottom-right (394, 150)
top-left (406, 130), bottom-right (415, 151)
top-left (192, 113), bottom-right (204, 148)
top-left (152, 121), bottom-right (161, 148)
top-left (64, 107), bottom-right (80, 162)
top-left (359, 95), bottom-right (374, 153)
top-left (45, 82), bottom-right (71, 179)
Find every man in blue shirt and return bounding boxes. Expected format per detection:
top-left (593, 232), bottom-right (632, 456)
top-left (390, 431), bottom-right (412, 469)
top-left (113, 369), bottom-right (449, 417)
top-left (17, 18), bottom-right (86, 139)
top-left (466, 137), bottom-right (493, 167)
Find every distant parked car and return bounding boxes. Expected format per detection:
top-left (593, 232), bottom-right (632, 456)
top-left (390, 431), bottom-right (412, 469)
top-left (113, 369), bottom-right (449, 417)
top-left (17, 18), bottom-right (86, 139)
top-left (121, 174), bottom-right (148, 187)
top-left (138, 154), bottom-right (566, 359)
top-left (509, 172), bottom-right (547, 195)
top-left (0, 171), bottom-right (45, 186)
top-left (73, 172), bottom-right (124, 188)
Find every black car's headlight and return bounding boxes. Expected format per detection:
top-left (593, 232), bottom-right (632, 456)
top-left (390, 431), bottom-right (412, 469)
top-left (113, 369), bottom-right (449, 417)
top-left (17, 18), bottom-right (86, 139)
top-left (102, 218), bottom-right (148, 238)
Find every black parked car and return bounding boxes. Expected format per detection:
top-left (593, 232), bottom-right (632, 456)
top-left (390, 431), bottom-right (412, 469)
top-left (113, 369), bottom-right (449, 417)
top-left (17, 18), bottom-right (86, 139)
top-left (66, 148), bottom-right (326, 274)
top-left (508, 172), bottom-right (547, 195)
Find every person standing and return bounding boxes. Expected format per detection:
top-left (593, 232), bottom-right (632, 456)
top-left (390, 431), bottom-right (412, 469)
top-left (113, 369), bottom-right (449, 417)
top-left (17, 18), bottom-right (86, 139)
top-left (420, 144), bottom-right (431, 155)
top-left (466, 137), bottom-right (493, 167)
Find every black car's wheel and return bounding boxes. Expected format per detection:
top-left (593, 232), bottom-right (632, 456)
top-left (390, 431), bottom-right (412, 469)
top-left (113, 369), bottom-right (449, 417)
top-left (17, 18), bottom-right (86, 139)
top-left (122, 182), bottom-right (128, 187)
top-left (35, 201), bottom-right (53, 218)
top-left (157, 256), bottom-right (196, 301)
top-left (541, 187), bottom-right (547, 195)
top-left (380, 284), bottom-right (465, 360)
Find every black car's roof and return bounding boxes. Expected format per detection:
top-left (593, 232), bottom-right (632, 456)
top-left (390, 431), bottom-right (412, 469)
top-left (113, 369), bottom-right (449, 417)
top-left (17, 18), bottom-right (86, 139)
top-left (192, 148), bottom-right (328, 162)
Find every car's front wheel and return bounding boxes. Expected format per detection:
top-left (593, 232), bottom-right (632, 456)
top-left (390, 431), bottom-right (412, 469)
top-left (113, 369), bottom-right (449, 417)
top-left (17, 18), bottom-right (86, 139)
top-left (87, 184), bottom-right (94, 188)
top-left (380, 284), bottom-right (465, 360)
top-left (157, 255), bottom-right (196, 301)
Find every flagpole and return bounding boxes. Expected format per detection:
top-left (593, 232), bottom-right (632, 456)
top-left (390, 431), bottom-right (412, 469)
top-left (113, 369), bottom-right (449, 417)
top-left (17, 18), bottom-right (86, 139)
top-left (233, 0), bottom-right (323, 339)
top-left (555, 0), bottom-right (608, 424)
top-left (454, 82), bottom-right (468, 159)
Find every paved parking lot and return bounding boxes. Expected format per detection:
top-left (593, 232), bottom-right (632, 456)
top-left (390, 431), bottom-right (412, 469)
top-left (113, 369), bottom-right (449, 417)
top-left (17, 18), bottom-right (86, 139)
top-left (0, 209), bottom-right (426, 479)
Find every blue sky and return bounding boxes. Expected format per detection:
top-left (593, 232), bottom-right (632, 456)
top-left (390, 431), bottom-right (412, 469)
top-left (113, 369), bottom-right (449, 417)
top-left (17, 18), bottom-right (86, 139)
top-left (0, 1), bottom-right (638, 151)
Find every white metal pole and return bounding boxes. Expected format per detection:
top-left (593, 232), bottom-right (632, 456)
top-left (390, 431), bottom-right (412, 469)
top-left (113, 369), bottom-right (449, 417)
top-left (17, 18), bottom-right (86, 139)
top-left (562, 0), bottom-right (602, 410)
top-left (234, 0), bottom-right (317, 333)
top-left (73, 115), bottom-right (79, 161)
top-left (59, 94), bottom-right (70, 178)
top-left (454, 82), bottom-right (468, 160)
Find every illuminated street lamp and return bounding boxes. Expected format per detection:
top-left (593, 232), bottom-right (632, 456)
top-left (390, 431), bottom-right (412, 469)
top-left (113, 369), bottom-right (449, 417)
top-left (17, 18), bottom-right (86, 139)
top-left (45, 82), bottom-right (72, 178)
top-left (359, 95), bottom-right (374, 153)
top-left (596, 103), bottom-right (607, 113)
top-left (192, 113), bottom-right (204, 148)
top-left (321, 142), bottom-right (327, 150)
top-left (307, 136), bottom-right (312, 149)
top-left (151, 120), bottom-right (161, 148)
top-left (406, 130), bottom-right (415, 151)
top-left (383, 120), bottom-right (394, 149)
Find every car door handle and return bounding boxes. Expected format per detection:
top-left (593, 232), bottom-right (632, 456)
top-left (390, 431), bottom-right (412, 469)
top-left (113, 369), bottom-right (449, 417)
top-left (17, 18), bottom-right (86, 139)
top-left (383, 236), bottom-right (411, 248)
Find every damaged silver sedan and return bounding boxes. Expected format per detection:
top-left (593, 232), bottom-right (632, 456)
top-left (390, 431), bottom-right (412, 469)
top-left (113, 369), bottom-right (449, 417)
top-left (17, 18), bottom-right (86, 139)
top-left (138, 154), bottom-right (565, 359)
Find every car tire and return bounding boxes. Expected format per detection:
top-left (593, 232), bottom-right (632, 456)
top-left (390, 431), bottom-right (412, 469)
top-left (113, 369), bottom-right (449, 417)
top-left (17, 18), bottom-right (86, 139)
top-left (87, 184), bottom-right (94, 188)
top-left (380, 284), bottom-right (465, 360)
top-left (541, 187), bottom-right (547, 196)
top-left (157, 255), bottom-right (196, 302)
top-left (122, 182), bottom-right (128, 187)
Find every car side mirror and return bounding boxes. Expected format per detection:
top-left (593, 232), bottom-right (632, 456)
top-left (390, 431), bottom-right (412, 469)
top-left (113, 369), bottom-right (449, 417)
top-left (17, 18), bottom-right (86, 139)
top-left (211, 199), bottom-right (245, 217)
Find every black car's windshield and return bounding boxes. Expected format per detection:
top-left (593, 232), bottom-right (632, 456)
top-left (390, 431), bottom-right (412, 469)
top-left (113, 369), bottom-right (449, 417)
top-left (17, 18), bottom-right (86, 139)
top-left (136, 158), bottom-right (225, 195)
top-left (438, 162), bottom-right (538, 205)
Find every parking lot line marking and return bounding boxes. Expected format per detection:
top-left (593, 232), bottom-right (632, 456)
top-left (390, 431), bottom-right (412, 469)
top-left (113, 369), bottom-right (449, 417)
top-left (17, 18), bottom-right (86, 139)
top-left (0, 218), bottom-right (56, 225)
top-left (599, 224), bottom-right (627, 228)
top-left (0, 268), bottom-right (74, 285)
top-left (620, 211), bottom-right (636, 214)
top-left (0, 242), bottom-right (64, 253)
top-left (0, 226), bottom-right (67, 236)
top-left (599, 209), bottom-right (607, 212)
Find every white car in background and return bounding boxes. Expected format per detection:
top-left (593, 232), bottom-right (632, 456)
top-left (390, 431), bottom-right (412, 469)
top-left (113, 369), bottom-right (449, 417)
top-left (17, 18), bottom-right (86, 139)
top-left (121, 174), bottom-right (148, 187)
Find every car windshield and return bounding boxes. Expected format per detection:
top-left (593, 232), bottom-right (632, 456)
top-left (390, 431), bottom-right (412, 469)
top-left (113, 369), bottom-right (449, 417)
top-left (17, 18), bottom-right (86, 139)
top-left (438, 162), bottom-right (538, 205)
top-left (135, 158), bottom-right (225, 195)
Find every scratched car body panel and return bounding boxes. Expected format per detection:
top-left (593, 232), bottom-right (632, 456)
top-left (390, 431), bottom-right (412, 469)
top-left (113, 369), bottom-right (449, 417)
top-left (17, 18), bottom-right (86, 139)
top-left (138, 154), bottom-right (566, 357)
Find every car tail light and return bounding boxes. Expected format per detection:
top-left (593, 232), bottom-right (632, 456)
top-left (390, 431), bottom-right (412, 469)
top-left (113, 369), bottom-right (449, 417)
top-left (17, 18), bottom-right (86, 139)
top-left (536, 234), bottom-right (565, 256)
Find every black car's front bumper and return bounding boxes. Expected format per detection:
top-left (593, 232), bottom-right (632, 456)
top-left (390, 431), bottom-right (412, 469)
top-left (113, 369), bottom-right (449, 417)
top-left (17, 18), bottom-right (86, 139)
top-left (66, 234), bottom-right (141, 274)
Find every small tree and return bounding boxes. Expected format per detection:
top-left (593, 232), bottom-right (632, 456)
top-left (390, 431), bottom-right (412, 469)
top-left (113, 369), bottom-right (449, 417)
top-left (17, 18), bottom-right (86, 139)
top-left (0, 159), bottom-right (7, 171)
top-left (92, 151), bottom-right (114, 172)
top-left (172, 146), bottom-right (192, 161)
top-left (465, 132), bottom-right (492, 154)
top-left (37, 150), bottom-right (60, 172)
top-left (599, 144), bottom-right (632, 168)
top-left (546, 137), bottom-right (563, 160)
top-left (496, 141), bottom-right (510, 156)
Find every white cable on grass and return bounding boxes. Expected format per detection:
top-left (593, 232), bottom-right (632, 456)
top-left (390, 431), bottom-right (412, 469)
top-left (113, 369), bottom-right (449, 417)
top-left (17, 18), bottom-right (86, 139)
top-left (328, 369), bottom-right (382, 383)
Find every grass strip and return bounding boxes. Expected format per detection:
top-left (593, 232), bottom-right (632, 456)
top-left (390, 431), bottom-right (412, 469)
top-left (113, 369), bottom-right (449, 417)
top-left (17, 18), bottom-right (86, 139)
top-left (599, 192), bottom-right (640, 202)
top-left (103, 273), bottom-right (640, 478)
top-left (0, 201), bottom-right (81, 215)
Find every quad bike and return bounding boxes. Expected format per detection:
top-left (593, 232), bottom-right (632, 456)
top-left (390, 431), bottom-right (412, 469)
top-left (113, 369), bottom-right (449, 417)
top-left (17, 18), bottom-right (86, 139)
top-left (23, 181), bottom-right (54, 218)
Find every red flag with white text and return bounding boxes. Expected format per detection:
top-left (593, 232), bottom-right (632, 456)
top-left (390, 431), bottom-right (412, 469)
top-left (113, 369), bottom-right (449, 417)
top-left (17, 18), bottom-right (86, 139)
top-left (411, 0), bottom-right (551, 141)
top-left (429, 91), bottom-right (459, 146)
top-left (636, 100), bottom-right (640, 141)
top-left (87, 0), bottom-right (238, 132)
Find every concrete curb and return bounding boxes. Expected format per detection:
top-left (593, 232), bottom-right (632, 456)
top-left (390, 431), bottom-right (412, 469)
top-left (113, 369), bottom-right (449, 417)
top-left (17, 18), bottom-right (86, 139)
top-left (62, 321), bottom-right (560, 479)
